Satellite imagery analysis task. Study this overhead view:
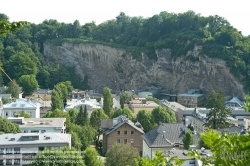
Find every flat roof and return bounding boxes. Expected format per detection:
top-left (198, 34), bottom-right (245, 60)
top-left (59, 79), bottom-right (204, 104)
top-left (0, 133), bottom-right (71, 146)
top-left (178, 93), bottom-right (203, 97)
top-left (8, 118), bottom-right (66, 128)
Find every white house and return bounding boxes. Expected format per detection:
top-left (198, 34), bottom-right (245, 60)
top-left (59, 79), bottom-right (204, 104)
top-left (65, 98), bottom-right (102, 117)
top-left (0, 99), bottom-right (40, 118)
top-left (0, 133), bottom-right (71, 165)
top-left (100, 94), bottom-right (121, 109)
top-left (225, 97), bottom-right (243, 108)
top-left (8, 117), bottom-right (66, 134)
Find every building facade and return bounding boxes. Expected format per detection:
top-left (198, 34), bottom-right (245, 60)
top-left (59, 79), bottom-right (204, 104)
top-left (177, 91), bottom-right (205, 108)
top-left (8, 117), bottom-right (66, 134)
top-left (0, 133), bottom-right (71, 165)
top-left (0, 99), bottom-right (40, 118)
top-left (102, 115), bottom-right (144, 155)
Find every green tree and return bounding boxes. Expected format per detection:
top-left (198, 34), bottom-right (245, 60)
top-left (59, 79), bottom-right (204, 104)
top-left (30, 147), bottom-right (85, 166)
top-left (243, 94), bottom-right (250, 112)
top-left (17, 111), bottom-right (31, 118)
top-left (0, 21), bottom-right (28, 35)
top-left (84, 147), bottom-right (104, 166)
top-left (182, 129), bottom-right (194, 150)
top-left (188, 130), bottom-right (250, 166)
top-left (6, 80), bottom-right (19, 98)
top-left (146, 97), bottom-right (161, 105)
top-left (83, 105), bottom-right (89, 126)
top-left (138, 150), bottom-right (185, 166)
top-left (67, 108), bottom-right (79, 123)
top-left (18, 74), bottom-right (39, 96)
top-left (0, 116), bottom-right (21, 133)
top-left (105, 143), bottom-right (140, 166)
top-left (76, 105), bottom-right (85, 126)
top-left (204, 90), bottom-right (231, 129)
top-left (111, 107), bottom-right (134, 120)
top-left (151, 106), bottom-right (176, 125)
top-left (69, 131), bottom-right (82, 150)
top-left (1, 98), bottom-right (8, 104)
top-left (136, 109), bottom-right (155, 132)
top-left (80, 125), bottom-right (97, 151)
top-left (51, 88), bottom-right (64, 111)
top-left (4, 51), bottom-right (38, 79)
top-left (90, 108), bottom-right (108, 146)
top-left (120, 92), bottom-right (131, 109)
top-left (102, 87), bottom-right (113, 117)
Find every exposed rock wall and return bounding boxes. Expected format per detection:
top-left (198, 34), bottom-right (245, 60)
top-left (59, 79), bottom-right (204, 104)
top-left (43, 42), bottom-right (245, 99)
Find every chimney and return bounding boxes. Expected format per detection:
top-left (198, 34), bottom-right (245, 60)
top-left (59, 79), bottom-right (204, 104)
top-left (162, 131), bottom-right (167, 139)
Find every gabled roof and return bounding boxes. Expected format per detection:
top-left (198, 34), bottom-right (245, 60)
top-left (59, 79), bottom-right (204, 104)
top-left (142, 123), bottom-right (187, 148)
top-left (103, 116), bottom-right (144, 135)
top-left (226, 97), bottom-right (243, 107)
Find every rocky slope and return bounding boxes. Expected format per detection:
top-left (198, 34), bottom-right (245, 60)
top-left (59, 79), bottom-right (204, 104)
top-left (43, 42), bottom-right (245, 99)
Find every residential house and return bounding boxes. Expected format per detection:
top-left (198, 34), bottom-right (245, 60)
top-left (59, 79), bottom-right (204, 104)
top-left (102, 115), bottom-right (144, 155)
top-left (126, 98), bottom-right (159, 116)
top-left (67, 89), bottom-right (86, 102)
top-left (138, 92), bottom-right (153, 98)
top-left (0, 86), bottom-right (23, 99)
top-left (164, 149), bottom-right (212, 166)
top-left (65, 98), bottom-right (102, 118)
top-left (177, 89), bottom-right (205, 108)
top-left (142, 123), bottom-right (199, 159)
top-left (244, 117), bottom-right (250, 130)
top-left (161, 100), bottom-right (186, 123)
top-left (8, 117), bottom-right (66, 134)
top-left (191, 108), bottom-right (238, 134)
top-left (25, 89), bottom-right (52, 108)
top-left (217, 126), bottom-right (247, 135)
top-left (0, 99), bottom-right (40, 118)
top-left (0, 133), bottom-right (71, 165)
top-left (225, 97), bottom-right (243, 108)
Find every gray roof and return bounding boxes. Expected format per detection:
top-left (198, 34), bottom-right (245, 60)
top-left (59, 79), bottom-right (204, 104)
top-left (142, 123), bottom-right (187, 148)
top-left (177, 93), bottom-right (203, 97)
top-left (164, 149), bottom-right (212, 160)
top-left (103, 115), bottom-right (144, 135)
top-left (226, 97), bottom-right (243, 107)
top-left (217, 126), bottom-right (242, 134)
top-left (0, 133), bottom-right (71, 146)
top-left (8, 118), bottom-right (66, 128)
top-left (0, 94), bottom-right (12, 98)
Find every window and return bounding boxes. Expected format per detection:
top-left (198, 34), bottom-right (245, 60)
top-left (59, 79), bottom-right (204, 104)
top-left (124, 131), bottom-right (127, 135)
top-left (6, 159), bottom-right (12, 165)
top-left (39, 147), bottom-right (45, 151)
top-left (6, 148), bottom-right (12, 154)
top-left (124, 139), bottom-right (127, 144)
top-left (131, 139), bottom-right (134, 144)
top-left (117, 139), bottom-right (120, 143)
top-left (42, 130), bottom-right (46, 133)
top-left (0, 160), bottom-right (3, 165)
top-left (24, 131), bottom-right (28, 133)
top-left (5, 112), bottom-right (8, 116)
top-left (0, 148), bottom-right (4, 154)
top-left (14, 147), bottom-right (20, 154)
top-left (131, 131), bottom-right (134, 135)
top-left (117, 131), bottom-right (120, 135)
top-left (189, 160), bottom-right (195, 164)
top-left (31, 130), bottom-right (39, 133)
top-left (14, 159), bottom-right (20, 165)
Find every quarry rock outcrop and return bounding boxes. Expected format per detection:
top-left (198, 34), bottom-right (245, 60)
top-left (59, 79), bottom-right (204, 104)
top-left (44, 42), bottom-right (245, 99)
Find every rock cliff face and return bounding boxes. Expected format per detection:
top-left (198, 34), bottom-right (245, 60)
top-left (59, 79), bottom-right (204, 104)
top-left (43, 42), bottom-right (245, 99)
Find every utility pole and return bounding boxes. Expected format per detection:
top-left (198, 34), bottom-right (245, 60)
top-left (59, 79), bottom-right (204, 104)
top-left (0, 66), bottom-right (13, 82)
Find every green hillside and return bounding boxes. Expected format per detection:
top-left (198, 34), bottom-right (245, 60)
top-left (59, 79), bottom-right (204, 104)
top-left (0, 11), bottom-right (250, 92)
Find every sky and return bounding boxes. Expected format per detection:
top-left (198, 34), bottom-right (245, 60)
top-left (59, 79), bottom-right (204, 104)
top-left (1, 0), bottom-right (249, 36)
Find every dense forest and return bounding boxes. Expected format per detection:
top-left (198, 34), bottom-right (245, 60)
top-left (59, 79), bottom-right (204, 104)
top-left (0, 11), bottom-right (250, 93)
